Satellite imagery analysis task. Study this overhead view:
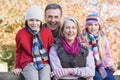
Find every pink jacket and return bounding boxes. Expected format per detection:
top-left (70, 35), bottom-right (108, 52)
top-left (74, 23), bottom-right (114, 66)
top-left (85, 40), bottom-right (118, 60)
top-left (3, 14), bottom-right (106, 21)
top-left (101, 36), bottom-right (114, 68)
top-left (79, 34), bottom-right (114, 69)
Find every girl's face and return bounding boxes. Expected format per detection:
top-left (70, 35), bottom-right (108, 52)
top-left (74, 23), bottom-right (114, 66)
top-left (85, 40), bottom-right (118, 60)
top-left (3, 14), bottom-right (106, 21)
top-left (27, 19), bottom-right (41, 30)
top-left (87, 22), bottom-right (99, 35)
top-left (63, 20), bottom-right (77, 44)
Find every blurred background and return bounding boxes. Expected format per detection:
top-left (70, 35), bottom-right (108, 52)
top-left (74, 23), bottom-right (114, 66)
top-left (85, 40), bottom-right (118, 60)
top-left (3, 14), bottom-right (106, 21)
top-left (0, 0), bottom-right (120, 72)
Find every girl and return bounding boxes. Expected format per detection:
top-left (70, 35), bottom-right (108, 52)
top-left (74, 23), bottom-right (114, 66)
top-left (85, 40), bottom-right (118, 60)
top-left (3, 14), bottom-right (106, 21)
top-left (13, 5), bottom-right (53, 80)
top-left (80, 12), bottom-right (115, 80)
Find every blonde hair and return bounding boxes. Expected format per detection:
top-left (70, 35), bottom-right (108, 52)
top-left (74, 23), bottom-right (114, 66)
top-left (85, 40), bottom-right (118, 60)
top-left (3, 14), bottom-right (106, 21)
top-left (60, 16), bottom-right (80, 37)
top-left (82, 29), bottom-right (105, 59)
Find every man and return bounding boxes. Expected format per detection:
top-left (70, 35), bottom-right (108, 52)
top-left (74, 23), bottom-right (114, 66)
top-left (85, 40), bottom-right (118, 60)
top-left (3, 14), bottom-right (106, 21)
top-left (43, 3), bottom-right (62, 38)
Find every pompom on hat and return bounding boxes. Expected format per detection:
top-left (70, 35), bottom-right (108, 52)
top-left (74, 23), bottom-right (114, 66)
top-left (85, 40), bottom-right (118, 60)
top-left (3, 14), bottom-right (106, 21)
top-left (25, 5), bottom-right (43, 21)
top-left (85, 12), bottom-right (102, 30)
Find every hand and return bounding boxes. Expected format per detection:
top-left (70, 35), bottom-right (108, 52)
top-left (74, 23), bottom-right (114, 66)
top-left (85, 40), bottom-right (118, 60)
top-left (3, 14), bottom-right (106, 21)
top-left (98, 67), bottom-right (107, 79)
top-left (86, 77), bottom-right (93, 80)
top-left (50, 68), bottom-right (68, 80)
top-left (65, 68), bottom-right (74, 75)
top-left (109, 67), bottom-right (115, 74)
top-left (13, 68), bottom-right (22, 76)
top-left (80, 41), bottom-right (89, 48)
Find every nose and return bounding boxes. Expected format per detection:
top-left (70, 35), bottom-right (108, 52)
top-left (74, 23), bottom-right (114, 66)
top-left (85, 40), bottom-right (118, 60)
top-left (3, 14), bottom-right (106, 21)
top-left (51, 17), bottom-right (55, 22)
top-left (69, 28), bottom-right (72, 32)
top-left (33, 20), bottom-right (37, 24)
top-left (91, 25), bottom-right (94, 29)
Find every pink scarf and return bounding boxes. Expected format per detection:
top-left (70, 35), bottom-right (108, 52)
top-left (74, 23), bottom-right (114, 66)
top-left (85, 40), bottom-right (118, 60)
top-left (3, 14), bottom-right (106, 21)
top-left (61, 38), bottom-right (80, 56)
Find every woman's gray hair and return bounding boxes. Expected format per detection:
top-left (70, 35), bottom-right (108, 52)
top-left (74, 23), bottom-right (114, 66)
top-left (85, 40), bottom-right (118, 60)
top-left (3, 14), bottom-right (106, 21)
top-left (60, 16), bottom-right (80, 37)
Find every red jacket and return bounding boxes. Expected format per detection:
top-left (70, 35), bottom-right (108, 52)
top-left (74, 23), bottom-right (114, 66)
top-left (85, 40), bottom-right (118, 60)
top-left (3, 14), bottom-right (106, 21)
top-left (15, 27), bottom-right (53, 69)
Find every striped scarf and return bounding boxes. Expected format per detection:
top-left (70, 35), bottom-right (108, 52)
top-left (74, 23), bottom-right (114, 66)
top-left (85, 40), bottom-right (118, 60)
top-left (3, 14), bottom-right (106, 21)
top-left (28, 27), bottom-right (48, 70)
top-left (88, 34), bottom-right (102, 68)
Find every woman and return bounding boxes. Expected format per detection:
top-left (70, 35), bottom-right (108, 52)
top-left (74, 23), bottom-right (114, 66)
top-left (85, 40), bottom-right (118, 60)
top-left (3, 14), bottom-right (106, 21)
top-left (13, 5), bottom-right (53, 80)
top-left (49, 16), bottom-right (95, 80)
top-left (80, 12), bottom-right (115, 80)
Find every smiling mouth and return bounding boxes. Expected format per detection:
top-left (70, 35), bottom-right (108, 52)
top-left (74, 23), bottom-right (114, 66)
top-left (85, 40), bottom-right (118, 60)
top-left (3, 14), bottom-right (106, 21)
top-left (50, 23), bottom-right (57, 26)
top-left (68, 34), bottom-right (75, 36)
top-left (91, 30), bottom-right (96, 32)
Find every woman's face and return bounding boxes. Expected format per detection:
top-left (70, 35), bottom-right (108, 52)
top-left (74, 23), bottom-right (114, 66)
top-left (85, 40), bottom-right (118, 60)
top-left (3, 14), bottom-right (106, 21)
top-left (63, 20), bottom-right (77, 43)
top-left (27, 19), bottom-right (41, 30)
top-left (87, 22), bottom-right (99, 35)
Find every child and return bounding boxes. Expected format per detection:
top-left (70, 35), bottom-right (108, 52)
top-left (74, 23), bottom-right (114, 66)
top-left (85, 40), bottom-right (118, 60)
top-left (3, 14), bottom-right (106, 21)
top-left (80, 12), bottom-right (115, 80)
top-left (13, 5), bottom-right (53, 80)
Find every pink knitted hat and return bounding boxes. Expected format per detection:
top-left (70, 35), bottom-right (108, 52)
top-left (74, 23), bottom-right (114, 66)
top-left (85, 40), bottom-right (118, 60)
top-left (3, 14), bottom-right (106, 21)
top-left (85, 12), bottom-right (102, 30)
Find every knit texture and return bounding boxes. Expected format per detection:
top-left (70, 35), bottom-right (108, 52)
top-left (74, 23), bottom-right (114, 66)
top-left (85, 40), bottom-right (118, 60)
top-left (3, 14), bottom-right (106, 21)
top-left (50, 68), bottom-right (68, 80)
top-left (86, 12), bottom-right (100, 24)
top-left (85, 12), bottom-right (102, 30)
top-left (25, 5), bottom-right (43, 21)
top-left (15, 27), bottom-right (53, 69)
top-left (28, 27), bottom-right (48, 70)
top-left (61, 38), bottom-right (80, 56)
top-left (88, 34), bottom-right (102, 68)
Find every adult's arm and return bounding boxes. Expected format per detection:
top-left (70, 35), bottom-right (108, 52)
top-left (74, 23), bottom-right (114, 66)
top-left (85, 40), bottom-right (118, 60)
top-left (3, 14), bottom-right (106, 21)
top-left (49, 46), bottom-right (62, 70)
top-left (73, 49), bottom-right (95, 78)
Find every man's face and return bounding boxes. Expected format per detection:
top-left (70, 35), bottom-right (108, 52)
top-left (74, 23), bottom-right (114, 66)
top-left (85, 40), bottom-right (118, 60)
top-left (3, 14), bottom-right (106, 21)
top-left (45, 9), bottom-right (62, 31)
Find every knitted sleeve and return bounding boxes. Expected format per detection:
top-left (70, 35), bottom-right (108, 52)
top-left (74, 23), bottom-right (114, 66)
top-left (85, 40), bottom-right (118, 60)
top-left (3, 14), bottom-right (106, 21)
top-left (49, 46), bottom-right (62, 70)
top-left (73, 49), bottom-right (95, 78)
top-left (15, 30), bottom-right (22, 68)
top-left (48, 29), bottom-right (54, 51)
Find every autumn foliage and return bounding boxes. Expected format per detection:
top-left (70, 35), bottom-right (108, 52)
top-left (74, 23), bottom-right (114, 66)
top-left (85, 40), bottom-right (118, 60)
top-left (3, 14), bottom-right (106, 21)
top-left (0, 0), bottom-right (120, 71)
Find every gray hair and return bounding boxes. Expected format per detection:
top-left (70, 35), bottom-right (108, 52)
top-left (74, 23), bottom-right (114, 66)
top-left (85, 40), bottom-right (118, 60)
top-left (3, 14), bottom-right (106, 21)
top-left (60, 16), bottom-right (80, 37)
top-left (45, 3), bottom-right (62, 16)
